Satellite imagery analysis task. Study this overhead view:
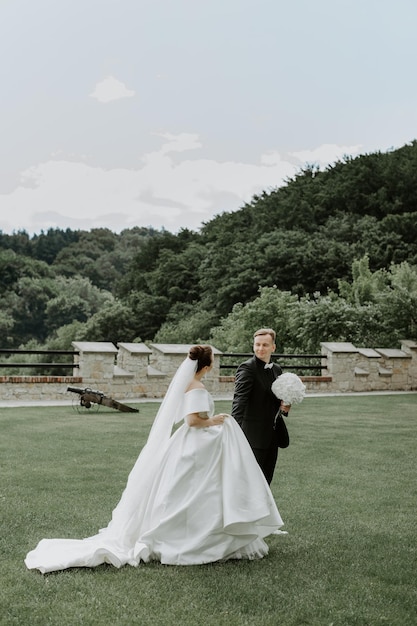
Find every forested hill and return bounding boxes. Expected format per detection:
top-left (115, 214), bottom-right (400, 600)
top-left (198, 140), bottom-right (417, 304)
top-left (0, 140), bottom-right (416, 349)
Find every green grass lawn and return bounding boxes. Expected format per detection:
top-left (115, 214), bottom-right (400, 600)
top-left (1, 394), bottom-right (416, 626)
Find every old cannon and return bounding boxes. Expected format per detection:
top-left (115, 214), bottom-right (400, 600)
top-left (67, 386), bottom-right (139, 413)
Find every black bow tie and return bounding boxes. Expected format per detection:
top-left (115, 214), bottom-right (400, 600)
top-left (264, 363), bottom-right (274, 369)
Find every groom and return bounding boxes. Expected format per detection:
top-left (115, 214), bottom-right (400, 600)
top-left (231, 328), bottom-right (290, 485)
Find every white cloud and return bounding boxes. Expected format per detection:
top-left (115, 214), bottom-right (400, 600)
top-left (89, 76), bottom-right (135, 103)
top-left (0, 135), bottom-right (362, 235)
top-left (152, 132), bottom-right (202, 154)
top-left (291, 143), bottom-right (362, 168)
top-left (260, 151), bottom-right (287, 166)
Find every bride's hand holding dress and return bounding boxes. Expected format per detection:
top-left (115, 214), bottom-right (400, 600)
top-left (187, 411), bottom-right (228, 428)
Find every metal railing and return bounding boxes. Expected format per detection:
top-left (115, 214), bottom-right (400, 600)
top-left (220, 352), bottom-right (326, 375)
top-left (0, 349), bottom-right (326, 376)
top-left (0, 349), bottom-right (79, 370)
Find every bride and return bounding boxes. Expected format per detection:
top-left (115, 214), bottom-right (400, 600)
top-left (25, 345), bottom-right (284, 573)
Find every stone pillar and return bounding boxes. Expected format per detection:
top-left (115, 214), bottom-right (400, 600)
top-left (72, 341), bottom-right (118, 392)
top-left (401, 340), bottom-right (417, 390)
top-left (320, 342), bottom-right (358, 392)
top-left (374, 348), bottom-right (412, 391)
top-left (116, 342), bottom-right (154, 398)
top-left (354, 348), bottom-right (382, 392)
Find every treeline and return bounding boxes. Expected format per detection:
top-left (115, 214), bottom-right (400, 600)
top-left (1, 141), bottom-right (416, 358)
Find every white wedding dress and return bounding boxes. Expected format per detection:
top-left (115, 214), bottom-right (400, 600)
top-left (25, 387), bottom-right (283, 573)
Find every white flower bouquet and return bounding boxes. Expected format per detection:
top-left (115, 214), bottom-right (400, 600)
top-left (271, 372), bottom-right (306, 408)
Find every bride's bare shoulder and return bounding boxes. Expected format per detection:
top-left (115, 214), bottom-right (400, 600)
top-left (186, 381), bottom-right (205, 392)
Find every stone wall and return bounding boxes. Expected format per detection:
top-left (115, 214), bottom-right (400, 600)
top-left (320, 340), bottom-right (417, 392)
top-left (0, 376), bottom-right (83, 402)
top-left (0, 340), bottom-right (416, 402)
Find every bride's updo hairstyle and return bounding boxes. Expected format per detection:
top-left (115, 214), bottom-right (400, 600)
top-left (189, 345), bottom-right (213, 373)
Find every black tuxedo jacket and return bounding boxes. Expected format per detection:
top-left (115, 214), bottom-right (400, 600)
top-left (231, 355), bottom-right (285, 450)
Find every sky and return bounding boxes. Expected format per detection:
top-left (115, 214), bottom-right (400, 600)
top-left (1, 0), bottom-right (416, 236)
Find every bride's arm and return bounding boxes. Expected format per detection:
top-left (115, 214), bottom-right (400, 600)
top-left (187, 412), bottom-right (228, 428)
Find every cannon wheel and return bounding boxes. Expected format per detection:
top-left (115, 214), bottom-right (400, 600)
top-left (71, 394), bottom-right (100, 414)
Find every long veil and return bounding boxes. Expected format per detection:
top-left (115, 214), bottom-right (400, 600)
top-left (97, 357), bottom-right (198, 545)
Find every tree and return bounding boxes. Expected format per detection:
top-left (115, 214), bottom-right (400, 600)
top-left (81, 300), bottom-right (140, 344)
top-left (0, 249), bottom-right (53, 294)
top-left (125, 292), bottom-right (171, 341)
top-left (154, 302), bottom-right (218, 344)
top-left (0, 309), bottom-right (14, 347)
top-left (30, 228), bottom-right (80, 265)
top-left (0, 230), bottom-right (31, 256)
top-left (119, 229), bottom-right (197, 294)
top-left (376, 262), bottom-right (417, 344)
top-left (210, 287), bottom-right (299, 352)
top-left (46, 320), bottom-right (88, 351)
top-left (338, 255), bottom-right (387, 305)
top-left (143, 242), bottom-right (205, 304)
top-left (0, 249), bottom-right (23, 294)
top-left (11, 276), bottom-right (59, 344)
top-left (290, 293), bottom-right (381, 352)
top-left (198, 242), bottom-right (263, 317)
